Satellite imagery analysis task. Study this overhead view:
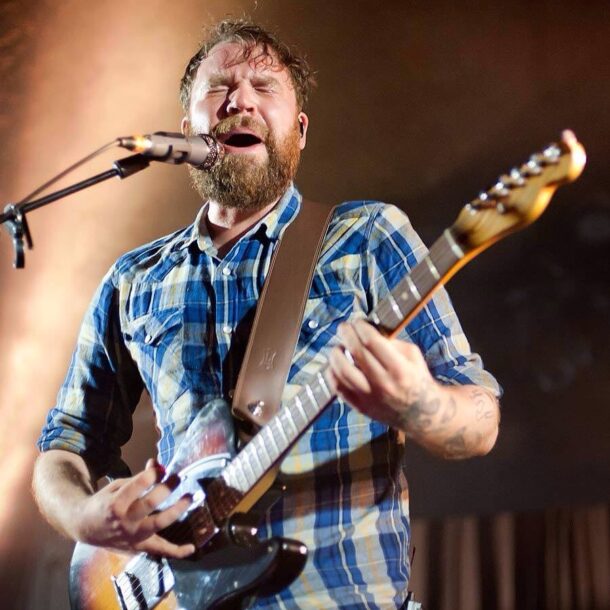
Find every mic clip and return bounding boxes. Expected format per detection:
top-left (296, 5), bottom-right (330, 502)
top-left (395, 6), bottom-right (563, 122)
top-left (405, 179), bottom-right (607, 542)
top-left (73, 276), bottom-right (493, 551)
top-left (2, 204), bottom-right (33, 269)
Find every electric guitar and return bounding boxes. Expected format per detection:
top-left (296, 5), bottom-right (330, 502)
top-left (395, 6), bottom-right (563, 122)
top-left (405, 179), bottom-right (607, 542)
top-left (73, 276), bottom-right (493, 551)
top-left (69, 131), bottom-right (586, 610)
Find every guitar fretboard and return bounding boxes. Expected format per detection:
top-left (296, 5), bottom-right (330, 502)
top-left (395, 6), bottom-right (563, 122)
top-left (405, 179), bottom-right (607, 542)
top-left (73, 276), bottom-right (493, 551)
top-left (370, 229), bottom-right (464, 335)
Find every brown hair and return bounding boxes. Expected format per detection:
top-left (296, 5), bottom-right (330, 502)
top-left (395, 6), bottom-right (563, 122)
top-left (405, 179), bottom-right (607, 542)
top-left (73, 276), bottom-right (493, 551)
top-left (179, 18), bottom-right (315, 112)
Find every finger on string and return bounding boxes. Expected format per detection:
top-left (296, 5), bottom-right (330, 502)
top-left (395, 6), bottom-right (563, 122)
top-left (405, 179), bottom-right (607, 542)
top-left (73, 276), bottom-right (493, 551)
top-left (352, 320), bottom-right (412, 376)
top-left (329, 347), bottom-right (372, 395)
top-left (338, 322), bottom-right (389, 382)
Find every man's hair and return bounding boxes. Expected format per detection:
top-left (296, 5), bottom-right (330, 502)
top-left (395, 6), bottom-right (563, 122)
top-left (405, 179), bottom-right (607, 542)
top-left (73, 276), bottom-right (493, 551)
top-left (179, 18), bottom-right (315, 113)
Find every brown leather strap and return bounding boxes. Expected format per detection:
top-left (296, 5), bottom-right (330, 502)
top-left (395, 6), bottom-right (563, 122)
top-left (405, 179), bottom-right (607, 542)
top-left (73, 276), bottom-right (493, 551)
top-left (231, 197), bottom-right (335, 428)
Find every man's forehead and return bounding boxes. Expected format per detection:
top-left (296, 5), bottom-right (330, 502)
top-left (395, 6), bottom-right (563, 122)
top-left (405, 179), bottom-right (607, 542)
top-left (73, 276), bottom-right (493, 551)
top-left (200, 41), bottom-right (288, 79)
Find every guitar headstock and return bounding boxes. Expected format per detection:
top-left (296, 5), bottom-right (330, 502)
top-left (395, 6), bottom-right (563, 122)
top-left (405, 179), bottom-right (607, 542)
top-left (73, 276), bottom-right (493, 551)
top-left (452, 130), bottom-right (586, 255)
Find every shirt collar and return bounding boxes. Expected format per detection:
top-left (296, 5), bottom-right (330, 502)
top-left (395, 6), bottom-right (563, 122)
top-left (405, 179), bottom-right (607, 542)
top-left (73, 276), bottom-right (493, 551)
top-left (181, 183), bottom-right (302, 255)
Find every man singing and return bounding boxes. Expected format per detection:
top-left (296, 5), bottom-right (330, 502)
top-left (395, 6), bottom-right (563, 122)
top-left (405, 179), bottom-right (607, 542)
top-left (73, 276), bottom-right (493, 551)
top-left (33, 18), bottom-right (500, 609)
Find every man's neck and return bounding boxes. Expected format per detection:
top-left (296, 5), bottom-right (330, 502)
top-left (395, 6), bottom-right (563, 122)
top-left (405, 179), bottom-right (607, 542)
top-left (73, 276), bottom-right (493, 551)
top-left (206, 199), bottom-right (278, 256)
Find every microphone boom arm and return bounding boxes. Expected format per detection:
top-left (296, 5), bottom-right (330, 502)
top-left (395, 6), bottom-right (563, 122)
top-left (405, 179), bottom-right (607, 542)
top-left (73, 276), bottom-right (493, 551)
top-left (0, 154), bottom-right (150, 269)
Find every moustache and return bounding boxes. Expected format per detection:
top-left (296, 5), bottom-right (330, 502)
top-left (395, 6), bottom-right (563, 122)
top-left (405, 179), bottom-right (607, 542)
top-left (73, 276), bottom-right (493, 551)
top-left (211, 116), bottom-right (269, 143)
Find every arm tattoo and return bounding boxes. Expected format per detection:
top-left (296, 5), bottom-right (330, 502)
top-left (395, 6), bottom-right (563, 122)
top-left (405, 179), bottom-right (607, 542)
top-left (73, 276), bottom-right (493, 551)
top-left (400, 384), bottom-right (441, 432)
top-left (470, 388), bottom-right (496, 422)
top-left (443, 426), bottom-right (467, 458)
top-left (440, 396), bottom-right (457, 425)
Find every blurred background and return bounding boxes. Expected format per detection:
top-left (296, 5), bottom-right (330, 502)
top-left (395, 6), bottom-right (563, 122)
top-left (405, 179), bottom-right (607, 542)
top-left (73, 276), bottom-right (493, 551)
top-left (0, 1), bottom-right (608, 608)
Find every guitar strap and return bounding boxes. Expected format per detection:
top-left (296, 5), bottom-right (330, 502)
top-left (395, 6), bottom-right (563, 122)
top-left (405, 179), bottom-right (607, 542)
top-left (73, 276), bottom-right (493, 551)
top-left (231, 196), bottom-right (335, 430)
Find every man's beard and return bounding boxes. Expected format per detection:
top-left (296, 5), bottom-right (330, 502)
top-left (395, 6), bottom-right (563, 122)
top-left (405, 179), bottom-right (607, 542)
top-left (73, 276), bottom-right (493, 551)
top-left (187, 115), bottom-right (301, 212)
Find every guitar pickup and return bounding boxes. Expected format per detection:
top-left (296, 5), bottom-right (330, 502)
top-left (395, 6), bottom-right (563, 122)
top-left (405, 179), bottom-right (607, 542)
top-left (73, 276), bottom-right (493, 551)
top-left (112, 554), bottom-right (175, 610)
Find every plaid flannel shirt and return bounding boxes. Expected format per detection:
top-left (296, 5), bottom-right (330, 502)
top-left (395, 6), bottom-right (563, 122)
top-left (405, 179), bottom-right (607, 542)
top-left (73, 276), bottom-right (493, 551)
top-left (38, 184), bottom-right (500, 609)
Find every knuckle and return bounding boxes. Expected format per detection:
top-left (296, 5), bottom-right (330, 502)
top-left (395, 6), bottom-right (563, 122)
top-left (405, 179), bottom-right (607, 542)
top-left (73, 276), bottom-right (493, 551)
top-left (107, 501), bottom-right (125, 521)
top-left (360, 337), bottom-right (373, 352)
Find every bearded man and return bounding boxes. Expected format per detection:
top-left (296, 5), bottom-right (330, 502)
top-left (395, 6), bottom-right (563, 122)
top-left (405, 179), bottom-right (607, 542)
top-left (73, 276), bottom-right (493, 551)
top-left (33, 19), bottom-right (501, 610)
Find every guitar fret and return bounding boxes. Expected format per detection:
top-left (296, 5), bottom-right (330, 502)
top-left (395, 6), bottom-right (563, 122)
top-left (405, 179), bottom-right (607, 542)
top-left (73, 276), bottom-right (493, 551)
top-left (424, 255), bottom-right (441, 280)
top-left (304, 384), bottom-right (319, 415)
top-left (410, 270), bottom-right (432, 300)
top-left (443, 228), bottom-right (465, 258)
top-left (368, 310), bottom-right (382, 326)
top-left (273, 417), bottom-right (289, 448)
top-left (246, 440), bottom-right (265, 474)
top-left (222, 464), bottom-right (239, 490)
top-left (257, 438), bottom-right (273, 468)
top-left (429, 235), bottom-right (461, 277)
top-left (317, 371), bottom-right (333, 399)
top-left (281, 407), bottom-right (299, 437)
top-left (386, 292), bottom-right (404, 323)
top-left (229, 461), bottom-right (248, 493)
top-left (228, 463), bottom-right (245, 490)
top-left (263, 425), bottom-right (280, 456)
top-left (240, 451), bottom-right (257, 483)
top-left (312, 377), bottom-right (332, 405)
top-left (245, 436), bottom-right (270, 470)
top-left (406, 275), bottom-right (422, 301)
top-left (294, 394), bottom-right (309, 423)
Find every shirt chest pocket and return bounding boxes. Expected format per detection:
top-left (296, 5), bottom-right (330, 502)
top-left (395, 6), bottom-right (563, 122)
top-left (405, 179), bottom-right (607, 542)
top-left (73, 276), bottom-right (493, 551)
top-left (125, 309), bottom-right (206, 383)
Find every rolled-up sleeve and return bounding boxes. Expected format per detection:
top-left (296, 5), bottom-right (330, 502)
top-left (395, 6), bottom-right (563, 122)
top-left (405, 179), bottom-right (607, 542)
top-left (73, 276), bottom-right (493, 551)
top-left (37, 268), bottom-right (143, 477)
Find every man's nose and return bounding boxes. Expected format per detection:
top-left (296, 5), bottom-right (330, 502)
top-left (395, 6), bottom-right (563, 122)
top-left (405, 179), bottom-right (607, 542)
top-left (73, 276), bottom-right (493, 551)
top-left (226, 83), bottom-right (256, 115)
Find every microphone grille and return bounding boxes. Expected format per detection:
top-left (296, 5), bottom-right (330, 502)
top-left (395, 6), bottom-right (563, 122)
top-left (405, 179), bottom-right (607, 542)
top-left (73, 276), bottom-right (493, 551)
top-left (197, 134), bottom-right (224, 171)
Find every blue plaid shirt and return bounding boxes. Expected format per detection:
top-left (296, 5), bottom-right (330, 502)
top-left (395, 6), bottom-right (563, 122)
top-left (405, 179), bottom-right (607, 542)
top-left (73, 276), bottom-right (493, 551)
top-left (39, 184), bottom-right (499, 609)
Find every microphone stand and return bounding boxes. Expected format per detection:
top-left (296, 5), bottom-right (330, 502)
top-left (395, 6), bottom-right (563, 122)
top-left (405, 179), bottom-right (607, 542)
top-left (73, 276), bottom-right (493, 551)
top-left (0, 154), bottom-right (150, 269)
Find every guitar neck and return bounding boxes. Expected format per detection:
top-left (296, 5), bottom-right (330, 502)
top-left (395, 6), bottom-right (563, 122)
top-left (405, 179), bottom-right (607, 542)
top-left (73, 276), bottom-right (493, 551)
top-left (206, 229), bottom-right (466, 520)
top-left (369, 229), bottom-right (465, 337)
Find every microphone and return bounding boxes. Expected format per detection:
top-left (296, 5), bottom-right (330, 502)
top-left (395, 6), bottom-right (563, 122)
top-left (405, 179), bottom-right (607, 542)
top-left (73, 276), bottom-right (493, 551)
top-left (118, 132), bottom-right (224, 170)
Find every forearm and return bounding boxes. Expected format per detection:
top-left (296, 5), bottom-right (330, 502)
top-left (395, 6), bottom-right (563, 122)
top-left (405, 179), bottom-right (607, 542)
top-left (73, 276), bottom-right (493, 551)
top-left (33, 449), bottom-right (196, 557)
top-left (401, 383), bottom-right (500, 459)
top-left (32, 449), bottom-right (97, 540)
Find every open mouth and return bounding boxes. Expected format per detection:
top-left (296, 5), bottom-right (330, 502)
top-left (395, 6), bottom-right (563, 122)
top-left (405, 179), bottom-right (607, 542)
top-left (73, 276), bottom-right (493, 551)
top-left (222, 132), bottom-right (264, 149)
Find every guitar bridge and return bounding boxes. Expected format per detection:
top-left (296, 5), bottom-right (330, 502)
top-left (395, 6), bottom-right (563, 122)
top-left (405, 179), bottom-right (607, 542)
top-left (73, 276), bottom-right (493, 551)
top-left (112, 554), bottom-right (175, 610)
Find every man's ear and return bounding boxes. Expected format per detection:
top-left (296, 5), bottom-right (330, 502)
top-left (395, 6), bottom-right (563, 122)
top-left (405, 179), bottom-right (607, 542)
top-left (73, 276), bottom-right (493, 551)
top-left (181, 117), bottom-right (190, 135)
top-left (297, 112), bottom-right (309, 149)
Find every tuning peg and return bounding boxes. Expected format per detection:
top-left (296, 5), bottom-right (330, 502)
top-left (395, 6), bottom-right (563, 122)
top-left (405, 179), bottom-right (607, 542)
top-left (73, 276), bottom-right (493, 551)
top-left (488, 183), bottom-right (511, 199)
top-left (498, 171), bottom-right (525, 188)
top-left (520, 159), bottom-right (543, 177)
top-left (542, 143), bottom-right (561, 161)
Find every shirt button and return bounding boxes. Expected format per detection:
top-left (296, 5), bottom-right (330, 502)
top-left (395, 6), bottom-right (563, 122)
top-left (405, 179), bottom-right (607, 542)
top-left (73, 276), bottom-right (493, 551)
top-left (144, 334), bottom-right (153, 344)
top-left (222, 325), bottom-right (232, 335)
top-left (222, 267), bottom-right (231, 276)
top-left (307, 319), bottom-right (319, 330)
